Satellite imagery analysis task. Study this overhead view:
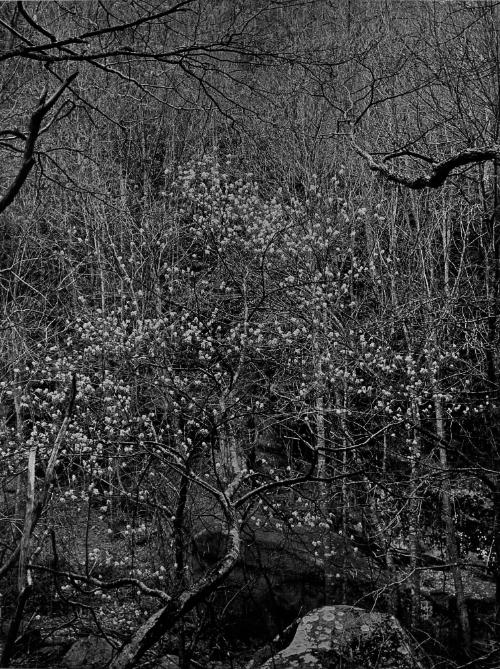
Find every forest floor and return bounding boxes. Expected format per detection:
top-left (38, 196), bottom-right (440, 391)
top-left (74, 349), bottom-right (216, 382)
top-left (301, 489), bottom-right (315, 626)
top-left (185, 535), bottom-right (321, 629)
top-left (2, 493), bottom-right (497, 668)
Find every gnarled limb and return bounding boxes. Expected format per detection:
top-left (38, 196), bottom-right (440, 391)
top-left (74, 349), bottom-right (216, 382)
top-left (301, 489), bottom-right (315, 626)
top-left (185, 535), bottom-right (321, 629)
top-left (0, 72), bottom-right (77, 216)
top-left (351, 136), bottom-right (500, 189)
top-left (109, 475), bottom-right (244, 669)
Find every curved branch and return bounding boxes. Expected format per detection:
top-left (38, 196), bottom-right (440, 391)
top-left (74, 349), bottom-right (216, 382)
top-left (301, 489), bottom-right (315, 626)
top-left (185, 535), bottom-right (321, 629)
top-left (0, 71), bottom-right (78, 216)
top-left (382, 149), bottom-right (437, 164)
top-left (0, 1), bottom-right (196, 63)
top-left (108, 473), bottom-right (244, 669)
top-left (17, 2), bottom-right (56, 42)
top-left (29, 564), bottom-right (171, 603)
top-left (351, 136), bottom-right (500, 189)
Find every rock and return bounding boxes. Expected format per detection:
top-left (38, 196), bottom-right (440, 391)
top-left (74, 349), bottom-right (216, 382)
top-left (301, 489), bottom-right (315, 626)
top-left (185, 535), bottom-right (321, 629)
top-left (62, 636), bottom-right (114, 668)
top-left (152, 654), bottom-right (225, 669)
top-left (153, 655), bottom-right (180, 668)
top-left (192, 524), bottom-right (383, 642)
top-left (259, 605), bottom-right (424, 668)
top-left (192, 524), bottom-right (326, 639)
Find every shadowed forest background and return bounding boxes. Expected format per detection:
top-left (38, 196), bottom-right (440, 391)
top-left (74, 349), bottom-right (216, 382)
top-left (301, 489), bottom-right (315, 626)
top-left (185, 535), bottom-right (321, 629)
top-left (1, 1), bottom-right (500, 667)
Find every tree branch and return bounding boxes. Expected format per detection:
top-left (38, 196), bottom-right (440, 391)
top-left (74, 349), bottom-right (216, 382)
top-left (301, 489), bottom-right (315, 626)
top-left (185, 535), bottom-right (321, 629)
top-left (29, 564), bottom-right (171, 603)
top-left (108, 474), bottom-right (243, 669)
top-left (0, 72), bottom-right (78, 216)
top-left (17, 2), bottom-right (56, 42)
top-left (351, 136), bottom-right (500, 189)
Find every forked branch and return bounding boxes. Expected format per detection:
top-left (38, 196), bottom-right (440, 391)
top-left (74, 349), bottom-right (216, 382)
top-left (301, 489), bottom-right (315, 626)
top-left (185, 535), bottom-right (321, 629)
top-left (0, 72), bottom-right (77, 216)
top-left (351, 135), bottom-right (500, 189)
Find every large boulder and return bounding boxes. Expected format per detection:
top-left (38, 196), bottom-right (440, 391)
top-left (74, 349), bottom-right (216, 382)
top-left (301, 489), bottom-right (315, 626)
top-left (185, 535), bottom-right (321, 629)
top-left (258, 605), bottom-right (424, 669)
top-left (192, 524), bottom-right (384, 642)
top-left (152, 656), bottom-right (180, 668)
top-left (62, 636), bottom-right (114, 668)
top-left (192, 524), bottom-right (326, 639)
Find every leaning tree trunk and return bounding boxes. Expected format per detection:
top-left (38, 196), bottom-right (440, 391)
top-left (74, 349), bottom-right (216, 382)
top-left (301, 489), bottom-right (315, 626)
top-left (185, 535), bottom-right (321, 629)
top-left (109, 521), bottom-right (241, 669)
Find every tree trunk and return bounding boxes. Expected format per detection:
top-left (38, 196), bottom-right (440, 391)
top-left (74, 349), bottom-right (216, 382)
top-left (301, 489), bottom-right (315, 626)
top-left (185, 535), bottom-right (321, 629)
top-left (408, 399), bottom-right (422, 630)
top-left (333, 384), bottom-right (349, 604)
top-left (435, 394), bottom-right (471, 652)
top-left (110, 525), bottom-right (241, 669)
top-left (0, 442), bottom-right (36, 668)
top-left (493, 484), bottom-right (500, 640)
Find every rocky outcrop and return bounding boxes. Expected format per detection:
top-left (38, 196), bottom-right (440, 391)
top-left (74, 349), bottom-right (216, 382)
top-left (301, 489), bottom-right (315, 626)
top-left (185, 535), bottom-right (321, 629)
top-left (258, 605), bottom-right (424, 669)
top-left (192, 524), bottom-right (324, 639)
top-left (192, 524), bottom-right (384, 641)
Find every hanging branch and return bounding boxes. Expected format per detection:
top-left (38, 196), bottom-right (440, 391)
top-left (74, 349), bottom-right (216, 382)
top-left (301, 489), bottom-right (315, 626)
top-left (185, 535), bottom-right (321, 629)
top-left (351, 135), bottom-right (500, 189)
top-left (0, 71), bottom-right (78, 216)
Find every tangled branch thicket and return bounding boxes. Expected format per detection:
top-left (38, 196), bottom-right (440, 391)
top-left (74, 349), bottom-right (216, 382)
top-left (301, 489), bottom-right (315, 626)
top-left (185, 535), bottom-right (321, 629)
top-left (1, 2), bottom-right (500, 668)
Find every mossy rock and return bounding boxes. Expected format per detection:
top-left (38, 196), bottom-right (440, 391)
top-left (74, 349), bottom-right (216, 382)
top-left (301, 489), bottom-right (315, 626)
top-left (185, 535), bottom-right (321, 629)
top-left (259, 605), bottom-right (425, 668)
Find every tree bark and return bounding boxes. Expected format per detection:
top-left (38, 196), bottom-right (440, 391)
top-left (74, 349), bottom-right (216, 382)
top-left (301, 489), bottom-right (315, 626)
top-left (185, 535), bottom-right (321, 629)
top-left (435, 394), bottom-right (471, 651)
top-left (493, 484), bottom-right (500, 640)
top-left (0, 72), bottom-right (77, 215)
top-left (109, 524), bottom-right (241, 669)
top-left (408, 400), bottom-right (422, 630)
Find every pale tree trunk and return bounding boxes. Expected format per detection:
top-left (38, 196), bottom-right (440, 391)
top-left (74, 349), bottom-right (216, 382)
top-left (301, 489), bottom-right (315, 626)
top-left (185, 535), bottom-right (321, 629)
top-left (316, 391), bottom-right (336, 602)
top-left (434, 204), bottom-right (471, 649)
top-left (119, 176), bottom-right (129, 319)
top-left (219, 395), bottom-right (241, 482)
top-left (13, 389), bottom-right (24, 538)
top-left (366, 434), bottom-right (399, 616)
top-left (478, 150), bottom-right (500, 637)
top-left (334, 383), bottom-right (349, 604)
top-left (172, 442), bottom-right (200, 669)
top-left (0, 442), bottom-right (36, 668)
top-left (316, 393), bottom-right (326, 480)
top-left (493, 483), bottom-right (500, 638)
top-left (0, 365), bottom-right (32, 667)
top-left (369, 489), bottom-right (399, 614)
top-left (0, 376), bottom-right (76, 667)
top-left (408, 399), bottom-right (422, 630)
top-left (11, 342), bottom-right (25, 532)
top-left (434, 393), bottom-right (471, 650)
top-left (490, 153), bottom-right (500, 639)
top-left (312, 334), bottom-right (336, 602)
top-left (387, 194), bottom-right (423, 628)
top-left (17, 446), bottom-right (36, 596)
top-left (218, 279), bottom-right (249, 482)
